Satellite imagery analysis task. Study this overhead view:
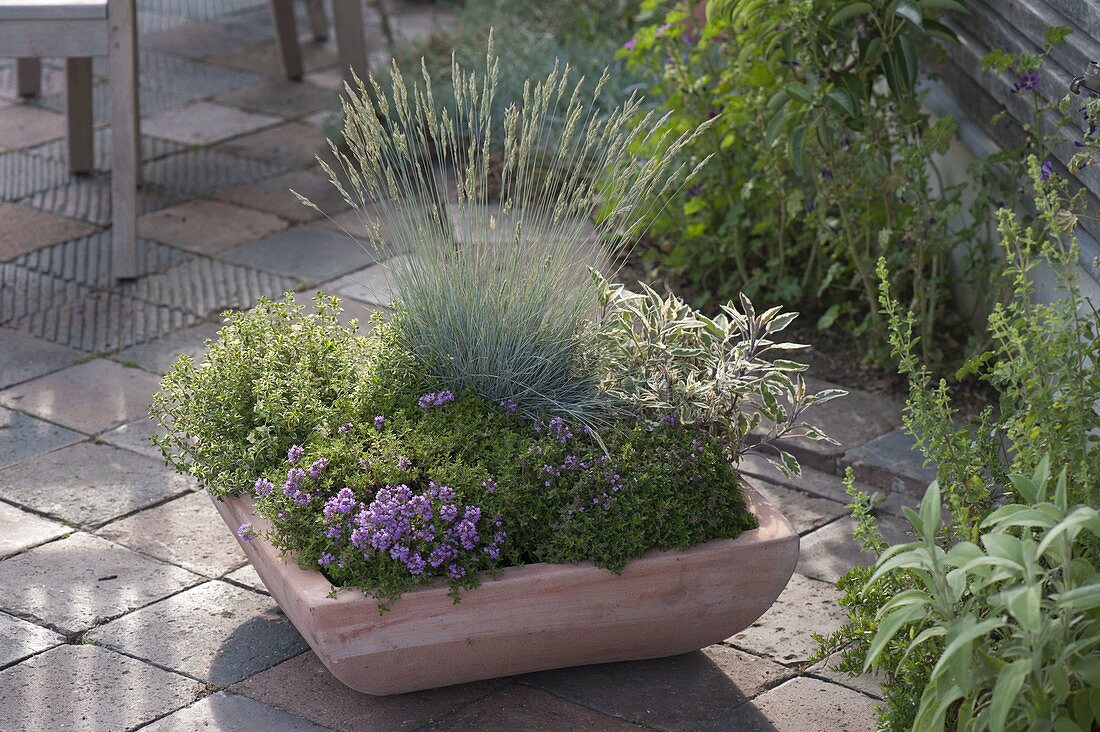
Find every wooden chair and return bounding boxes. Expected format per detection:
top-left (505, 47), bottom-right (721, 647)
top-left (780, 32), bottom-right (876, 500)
top-left (0, 0), bottom-right (139, 281)
top-left (270, 0), bottom-right (369, 87)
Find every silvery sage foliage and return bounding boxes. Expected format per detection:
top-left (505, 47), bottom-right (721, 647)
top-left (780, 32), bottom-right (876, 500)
top-left (861, 459), bottom-right (1100, 732)
top-left (593, 273), bottom-right (845, 476)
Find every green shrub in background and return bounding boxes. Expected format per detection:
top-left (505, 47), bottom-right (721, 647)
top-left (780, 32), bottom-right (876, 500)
top-left (624, 0), bottom-right (986, 365)
top-left (814, 157), bottom-right (1100, 730)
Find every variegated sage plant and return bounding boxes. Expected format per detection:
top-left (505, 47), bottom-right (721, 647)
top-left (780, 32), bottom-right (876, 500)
top-left (302, 35), bottom-right (713, 424)
top-left (593, 273), bottom-right (845, 476)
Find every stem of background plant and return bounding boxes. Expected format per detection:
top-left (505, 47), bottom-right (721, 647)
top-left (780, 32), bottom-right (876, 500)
top-left (839, 204), bottom-right (887, 351)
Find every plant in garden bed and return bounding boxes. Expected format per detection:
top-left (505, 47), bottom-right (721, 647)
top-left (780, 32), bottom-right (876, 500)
top-left (814, 158), bottom-right (1100, 730)
top-left (152, 45), bottom-right (841, 610)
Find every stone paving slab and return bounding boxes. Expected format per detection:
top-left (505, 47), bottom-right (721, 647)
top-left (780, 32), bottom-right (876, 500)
top-left (294, 288), bottom-right (379, 329)
top-left (99, 417), bottom-right (168, 461)
top-left (726, 676), bottom-right (877, 731)
top-left (18, 176), bottom-right (186, 227)
top-left (233, 651), bottom-right (507, 731)
top-left (424, 684), bottom-right (643, 731)
top-left (0, 203), bottom-right (98, 260)
top-left (0, 151), bottom-right (72, 202)
top-left (115, 321), bottom-right (222, 374)
top-left (520, 645), bottom-right (793, 730)
top-left (143, 101), bottom-right (282, 146)
top-left (210, 40), bottom-right (337, 79)
top-left (216, 80), bottom-right (337, 118)
top-left (0, 644), bottom-right (204, 732)
top-left (90, 580), bottom-right (306, 687)
top-left (221, 223), bottom-right (374, 283)
top-left (13, 230), bottom-right (189, 289)
top-left (738, 454), bottom-right (852, 505)
top-left (0, 263), bottom-right (89, 326)
top-left (0, 359), bottom-right (162, 435)
top-left (137, 199), bottom-right (289, 255)
top-left (797, 514), bottom-right (912, 584)
top-left (0, 532), bottom-right (201, 634)
top-left (141, 690), bottom-right (330, 731)
top-left (0, 611), bottom-right (63, 668)
top-left (24, 129), bottom-right (186, 173)
top-left (215, 121), bottom-right (333, 169)
top-left (744, 478), bottom-right (849, 536)
top-left (214, 169), bottom-right (348, 223)
top-left (0, 442), bottom-right (193, 528)
top-left (0, 500), bottom-right (72, 560)
top-left (728, 573), bottom-right (845, 666)
top-left (144, 19), bottom-right (266, 59)
top-left (841, 427), bottom-right (936, 497)
top-left (143, 147), bottom-right (289, 197)
top-left (0, 406), bottom-right (83, 471)
top-left (223, 563), bottom-right (266, 593)
top-left (0, 105), bottom-right (66, 151)
top-left (323, 257), bottom-right (406, 307)
top-left (97, 491), bottom-right (246, 578)
top-left (808, 652), bottom-right (884, 699)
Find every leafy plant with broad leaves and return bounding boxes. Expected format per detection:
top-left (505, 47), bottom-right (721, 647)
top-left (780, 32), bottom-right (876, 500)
top-left (593, 273), bottom-right (845, 475)
top-left (861, 462), bottom-right (1100, 731)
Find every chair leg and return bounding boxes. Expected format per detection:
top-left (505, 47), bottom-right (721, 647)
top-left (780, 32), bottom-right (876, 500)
top-left (65, 58), bottom-right (94, 175)
top-left (332, 0), bottom-right (369, 88)
top-left (306, 0), bottom-right (328, 41)
top-left (16, 58), bottom-right (41, 97)
top-left (270, 0), bottom-right (304, 81)
top-left (109, 0), bottom-right (139, 281)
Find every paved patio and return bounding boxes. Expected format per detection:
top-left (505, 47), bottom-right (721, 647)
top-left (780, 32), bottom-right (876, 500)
top-left (0, 2), bottom-right (926, 729)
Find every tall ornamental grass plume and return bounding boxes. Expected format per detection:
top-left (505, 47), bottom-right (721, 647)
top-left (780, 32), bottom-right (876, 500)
top-left (301, 35), bottom-right (712, 424)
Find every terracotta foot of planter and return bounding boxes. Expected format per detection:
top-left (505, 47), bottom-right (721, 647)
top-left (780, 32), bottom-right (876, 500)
top-left (213, 484), bottom-right (798, 695)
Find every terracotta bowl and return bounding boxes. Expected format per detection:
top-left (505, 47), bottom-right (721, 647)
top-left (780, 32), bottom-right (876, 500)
top-left (213, 483), bottom-right (798, 695)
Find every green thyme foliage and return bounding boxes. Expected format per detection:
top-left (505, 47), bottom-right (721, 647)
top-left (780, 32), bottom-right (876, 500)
top-left (309, 39), bottom-right (712, 425)
top-left (594, 273), bottom-right (845, 475)
top-left (150, 294), bottom-right (371, 496)
top-left (816, 159), bottom-right (1100, 730)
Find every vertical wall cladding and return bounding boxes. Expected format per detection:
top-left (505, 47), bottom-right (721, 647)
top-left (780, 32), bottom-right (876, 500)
top-left (931, 0), bottom-right (1100, 286)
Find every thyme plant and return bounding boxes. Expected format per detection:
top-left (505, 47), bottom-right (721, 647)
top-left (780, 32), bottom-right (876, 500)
top-left (308, 38), bottom-right (712, 424)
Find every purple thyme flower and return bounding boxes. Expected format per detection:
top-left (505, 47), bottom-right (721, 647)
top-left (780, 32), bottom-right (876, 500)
top-left (254, 477), bottom-right (274, 497)
top-left (686, 183), bottom-right (703, 199)
top-left (287, 444), bottom-right (304, 464)
top-left (1040, 159), bottom-right (1054, 182)
top-left (338, 422), bottom-right (353, 434)
top-left (418, 391), bottom-right (456, 411)
top-left (439, 503), bottom-right (459, 522)
top-left (397, 455), bottom-right (413, 471)
top-left (317, 552), bottom-right (334, 567)
top-left (624, 36), bottom-right (637, 51)
top-left (499, 399), bottom-right (517, 413)
top-left (373, 415), bottom-right (385, 430)
top-left (236, 522), bottom-right (254, 541)
top-left (323, 487), bottom-right (357, 519)
top-left (482, 477), bottom-right (498, 494)
top-left (308, 456), bottom-right (328, 478)
top-left (447, 564), bottom-right (467, 580)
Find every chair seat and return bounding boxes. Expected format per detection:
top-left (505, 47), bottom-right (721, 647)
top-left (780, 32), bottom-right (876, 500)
top-left (0, 0), bottom-right (107, 21)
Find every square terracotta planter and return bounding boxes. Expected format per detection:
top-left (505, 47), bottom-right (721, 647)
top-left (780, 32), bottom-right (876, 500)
top-left (213, 483), bottom-right (798, 695)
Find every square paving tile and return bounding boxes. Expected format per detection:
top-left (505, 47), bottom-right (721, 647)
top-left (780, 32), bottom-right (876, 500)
top-left (726, 676), bottom-right (877, 732)
top-left (18, 176), bottom-right (185, 227)
top-left (13, 230), bottom-right (190, 289)
top-left (0, 329), bottom-right (81, 389)
top-left (321, 257), bottom-right (405, 306)
top-left (0, 150), bottom-right (72, 201)
top-left (521, 645), bottom-right (793, 729)
top-left (143, 147), bottom-right (288, 197)
top-left (97, 491), bottom-right (246, 578)
top-left (797, 514), bottom-right (911, 584)
top-left (211, 40), bottom-right (337, 79)
top-left (114, 321), bottom-right (220, 375)
top-left (24, 129), bottom-right (186, 173)
top-left (143, 102), bottom-right (281, 146)
top-left (223, 562), bottom-right (266, 591)
top-left (0, 441), bottom-right (194, 527)
top-left (840, 427), bottom-right (937, 496)
top-left (122, 256), bottom-right (300, 318)
top-left (216, 121), bottom-right (332, 169)
top-left (738, 454), bottom-right (851, 505)
top-left (220, 224), bottom-right (374, 282)
top-left (294, 288), bottom-right (379, 329)
top-left (144, 19), bottom-right (264, 59)
top-left (9, 290), bottom-right (199, 353)
top-left (0, 263), bottom-right (89, 325)
top-left (138, 199), bottom-right (289, 255)
top-left (98, 416), bottom-right (166, 461)
top-left (215, 169), bottom-right (348, 223)
top-left (0, 104), bottom-right (66, 150)
top-left (0, 500), bottom-right (71, 560)
top-left (233, 651), bottom-right (507, 731)
top-left (0, 532), bottom-right (201, 634)
top-left (423, 684), bottom-right (643, 731)
top-left (0, 611), bottom-right (63, 668)
top-left (216, 80), bottom-right (336, 118)
top-left (808, 651), bottom-right (883, 699)
top-left (0, 203), bottom-right (98, 261)
top-left (728, 573), bottom-right (845, 666)
top-left (141, 691), bottom-right (329, 732)
top-left (0, 406), bottom-right (84, 471)
top-left (0, 359), bottom-right (162, 434)
top-left (744, 477), bottom-right (849, 536)
top-left (90, 580), bottom-right (307, 687)
top-left (0, 644), bottom-right (203, 732)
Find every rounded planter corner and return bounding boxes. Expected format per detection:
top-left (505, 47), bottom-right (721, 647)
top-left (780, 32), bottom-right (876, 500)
top-left (212, 483), bottom-right (798, 695)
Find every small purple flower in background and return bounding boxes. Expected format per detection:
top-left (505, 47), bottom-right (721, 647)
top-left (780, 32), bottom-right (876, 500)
top-left (236, 522), bottom-right (254, 542)
top-left (317, 552), bottom-right (334, 567)
top-left (397, 455), bottom-right (413, 471)
top-left (624, 36), bottom-right (637, 51)
top-left (308, 457), bottom-right (329, 478)
top-left (1009, 67), bottom-right (1040, 95)
top-left (287, 444), bottom-right (304, 464)
top-left (338, 422), bottom-right (353, 434)
top-left (254, 477), bottom-right (274, 497)
top-left (482, 477), bottom-right (498, 494)
top-left (1040, 159), bottom-right (1054, 182)
top-left (499, 399), bottom-right (517, 413)
top-left (418, 391), bottom-right (456, 412)
top-left (373, 415), bottom-right (385, 430)
top-left (805, 199), bottom-right (815, 213)
top-left (662, 414), bottom-right (677, 427)
top-left (686, 183), bottom-right (703, 199)
top-left (821, 167), bottom-right (832, 180)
